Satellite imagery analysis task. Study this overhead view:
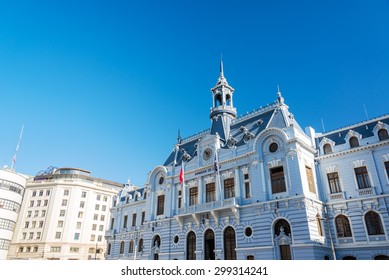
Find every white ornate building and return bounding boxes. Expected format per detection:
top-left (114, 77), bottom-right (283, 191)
top-left (0, 168), bottom-right (27, 259)
top-left (106, 62), bottom-right (389, 260)
top-left (8, 167), bottom-right (122, 260)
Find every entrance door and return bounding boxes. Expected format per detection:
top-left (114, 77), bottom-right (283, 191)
top-left (204, 229), bottom-right (215, 260)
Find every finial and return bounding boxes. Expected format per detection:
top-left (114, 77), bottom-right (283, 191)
top-left (177, 129), bottom-right (181, 144)
top-left (277, 85), bottom-right (284, 104)
top-left (219, 53), bottom-right (224, 78)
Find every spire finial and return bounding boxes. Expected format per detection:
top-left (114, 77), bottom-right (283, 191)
top-left (220, 53), bottom-right (224, 78)
top-left (177, 129), bottom-right (181, 144)
top-left (277, 85), bottom-right (284, 104)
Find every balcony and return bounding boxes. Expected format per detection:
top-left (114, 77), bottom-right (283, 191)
top-left (104, 229), bottom-right (116, 239)
top-left (175, 197), bottom-right (240, 227)
top-left (329, 192), bottom-right (345, 200)
top-left (358, 187), bottom-right (376, 197)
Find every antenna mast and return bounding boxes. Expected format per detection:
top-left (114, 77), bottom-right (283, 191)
top-left (11, 125), bottom-right (24, 170)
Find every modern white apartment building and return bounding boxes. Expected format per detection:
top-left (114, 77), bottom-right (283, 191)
top-left (8, 167), bottom-right (122, 260)
top-left (0, 168), bottom-right (27, 259)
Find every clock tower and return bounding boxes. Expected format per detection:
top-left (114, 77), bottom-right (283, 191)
top-left (209, 60), bottom-right (237, 141)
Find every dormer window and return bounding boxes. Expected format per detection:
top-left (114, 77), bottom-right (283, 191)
top-left (378, 129), bottom-right (389, 141)
top-left (323, 143), bottom-right (332, 155)
top-left (349, 136), bottom-right (359, 148)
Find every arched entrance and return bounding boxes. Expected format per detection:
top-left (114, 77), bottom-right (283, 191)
top-left (274, 219), bottom-right (292, 260)
top-left (186, 231), bottom-right (196, 260)
top-left (224, 226), bottom-right (236, 260)
top-left (204, 229), bottom-right (215, 260)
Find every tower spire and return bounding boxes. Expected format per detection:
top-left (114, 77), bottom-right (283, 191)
top-left (219, 54), bottom-right (224, 78)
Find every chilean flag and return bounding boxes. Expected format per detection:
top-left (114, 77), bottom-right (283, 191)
top-left (179, 161), bottom-right (184, 184)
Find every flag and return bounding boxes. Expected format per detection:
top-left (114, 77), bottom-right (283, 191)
top-left (179, 161), bottom-right (184, 184)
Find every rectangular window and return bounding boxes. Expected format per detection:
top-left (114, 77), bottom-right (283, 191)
top-left (50, 246), bottom-right (61, 252)
top-left (270, 166), bottom-right (286, 194)
top-left (80, 201), bottom-right (85, 208)
top-left (41, 210), bottom-right (46, 217)
top-left (123, 215), bottom-right (128, 228)
top-left (306, 166), bottom-right (316, 193)
top-left (30, 201), bottom-right (34, 207)
top-left (157, 195), bottom-right (165, 216)
top-left (57, 221), bottom-right (64, 228)
top-left (44, 200), bottom-right (48, 206)
top-left (100, 215), bottom-right (105, 221)
top-left (141, 211), bottom-right (145, 225)
top-left (64, 189), bottom-right (69, 196)
top-left (177, 190), bottom-right (182, 208)
top-left (224, 178), bottom-right (235, 199)
top-left (206, 183), bottom-right (216, 203)
top-left (97, 194), bottom-right (101, 201)
top-left (27, 211), bottom-right (32, 218)
top-left (39, 190), bottom-right (44, 196)
top-left (74, 233), bottom-right (80, 240)
top-left (110, 218), bottom-right (114, 230)
top-left (36, 232), bottom-right (41, 239)
top-left (76, 222), bottom-right (82, 229)
top-left (355, 166), bottom-right (371, 189)
top-left (132, 213), bottom-right (137, 227)
top-left (244, 173), bottom-right (251, 198)
top-left (55, 232), bottom-right (61, 239)
top-left (99, 225), bottom-right (104, 231)
top-left (61, 199), bottom-right (67, 206)
top-left (327, 172), bottom-right (341, 193)
top-left (46, 190), bottom-right (51, 196)
top-left (102, 205), bottom-right (106, 211)
top-left (78, 212), bottom-right (83, 218)
top-left (60, 210), bottom-right (66, 217)
top-left (34, 210), bottom-right (39, 217)
top-left (385, 161), bottom-right (389, 179)
top-left (92, 224), bottom-right (97, 231)
top-left (39, 221), bottom-right (44, 228)
top-left (81, 191), bottom-right (87, 198)
top-left (37, 200), bottom-right (41, 206)
top-left (189, 187), bottom-right (198, 206)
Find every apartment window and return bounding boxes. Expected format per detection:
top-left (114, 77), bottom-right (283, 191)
top-left (327, 172), bottom-right (341, 193)
top-left (27, 211), bottom-right (32, 218)
top-left (100, 215), bottom-right (105, 222)
top-left (30, 201), bottom-right (34, 207)
top-left (244, 173), bottom-right (251, 198)
top-left (270, 166), bottom-right (286, 194)
top-left (64, 189), bottom-right (69, 196)
top-left (78, 212), bottom-right (83, 218)
top-left (32, 191), bottom-right (37, 197)
top-left (95, 204), bottom-right (100, 211)
top-left (76, 222), bottom-right (82, 229)
top-left (34, 210), bottom-right (39, 217)
top-left (98, 235), bottom-right (102, 242)
top-left (70, 247), bottom-right (79, 253)
top-left (32, 221), bottom-right (36, 228)
top-left (39, 190), bottom-right (44, 196)
top-left (120, 241), bottom-right (125, 254)
top-left (80, 201), bottom-right (85, 208)
top-left (55, 232), bottom-right (61, 239)
top-left (61, 199), bottom-right (67, 206)
top-left (102, 205), bottom-right (106, 211)
top-left (91, 235), bottom-right (96, 242)
top-left (224, 178), bottom-right (235, 199)
top-left (132, 213), bottom-right (137, 227)
top-left (36, 232), bottom-right (41, 239)
top-left (81, 191), bottom-right (87, 198)
top-left (189, 187), bottom-right (198, 206)
top-left (50, 246), bottom-right (61, 252)
top-left (57, 221), bottom-right (64, 228)
top-left (129, 240), bottom-right (134, 253)
top-left (335, 215), bottom-right (352, 238)
top-left (349, 136), bottom-right (359, 148)
top-left (355, 166), bottom-right (371, 189)
top-left (157, 195), bottom-right (165, 216)
top-left (22, 232), bottom-right (26, 240)
top-left (206, 183), bottom-right (216, 203)
top-left (60, 210), bottom-right (66, 217)
top-left (46, 190), bottom-right (51, 196)
top-left (365, 211), bottom-right (384, 235)
top-left (323, 144), bottom-right (332, 155)
top-left (74, 233), bottom-right (80, 240)
top-left (306, 166), bottom-right (316, 193)
top-left (37, 200), bottom-right (41, 206)
top-left (44, 200), bottom-right (48, 206)
top-left (92, 224), bottom-right (97, 231)
top-left (123, 215), bottom-right (128, 228)
top-left (97, 194), bottom-right (101, 201)
top-left (378, 129), bottom-right (389, 141)
top-left (103, 196), bottom-right (108, 202)
top-left (41, 210), bottom-right (46, 217)
top-left (39, 221), bottom-right (44, 228)
top-left (110, 218), bottom-right (114, 230)
top-left (93, 214), bottom-right (98, 221)
top-left (141, 211), bottom-right (145, 225)
top-left (24, 222), bottom-right (29, 228)
top-left (99, 225), bottom-right (104, 231)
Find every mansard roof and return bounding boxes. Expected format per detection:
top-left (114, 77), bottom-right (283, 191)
top-left (315, 114), bottom-right (389, 146)
top-left (163, 100), bottom-right (299, 167)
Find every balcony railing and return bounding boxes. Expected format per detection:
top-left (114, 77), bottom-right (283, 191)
top-left (177, 197), bottom-right (238, 215)
top-left (329, 192), bottom-right (345, 200)
top-left (358, 187), bottom-right (376, 196)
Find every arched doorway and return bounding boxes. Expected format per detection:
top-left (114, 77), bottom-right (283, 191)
top-left (274, 219), bottom-right (292, 260)
top-left (224, 226), bottom-right (236, 260)
top-left (186, 231), bottom-right (196, 260)
top-left (152, 235), bottom-right (161, 260)
top-left (204, 229), bottom-right (215, 260)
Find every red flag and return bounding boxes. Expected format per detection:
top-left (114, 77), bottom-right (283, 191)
top-left (179, 162), bottom-right (184, 184)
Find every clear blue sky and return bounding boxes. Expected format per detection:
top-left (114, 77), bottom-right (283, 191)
top-left (1, 0), bottom-right (388, 186)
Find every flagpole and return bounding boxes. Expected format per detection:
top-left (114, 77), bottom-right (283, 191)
top-left (11, 125), bottom-right (24, 170)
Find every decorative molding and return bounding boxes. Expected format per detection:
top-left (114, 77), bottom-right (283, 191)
top-left (267, 158), bottom-right (282, 168)
top-left (325, 165), bottom-right (338, 173)
top-left (351, 159), bottom-right (366, 168)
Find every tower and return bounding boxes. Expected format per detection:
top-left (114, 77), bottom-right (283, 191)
top-left (209, 60), bottom-right (237, 141)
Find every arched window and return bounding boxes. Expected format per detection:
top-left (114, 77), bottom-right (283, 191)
top-left (378, 129), bottom-right (389, 141)
top-left (335, 215), bottom-right (352, 237)
top-left (224, 226), bottom-right (236, 260)
top-left (374, 255), bottom-right (389, 260)
top-left (365, 211), bottom-right (384, 235)
top-left (152, 235), bottom-right (161, 260)
top-left (204, 229), bottom-right (215, 260)
top-left (349, 136), bottom-right (359, 148)
top-left (129, 240), bottom-right (134, 253)
top-left (274, 219), bottom-right (291, 236)
top-left (107, 243), bottom-right (111, 255)
top-left (186, 231), bottom-right (196, 260)
top-left (323, 143), bottom-right (332, 155)
top-left (119, 241), bottom-right (125, 254)
top-left (342, 256), bottom-right (357, 260)
top-left (138, 238), bottom-right (143, 252)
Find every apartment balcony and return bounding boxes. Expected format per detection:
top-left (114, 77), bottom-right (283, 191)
top-left (175, 197), bottom-right (240, 228)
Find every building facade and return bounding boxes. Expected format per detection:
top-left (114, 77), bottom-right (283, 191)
top-left (0, 168), bottom-right (27, 260)
top-left (106, 63), bottom-right (389, 260)
top-left (8, 167), bottom-right (122, 260)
